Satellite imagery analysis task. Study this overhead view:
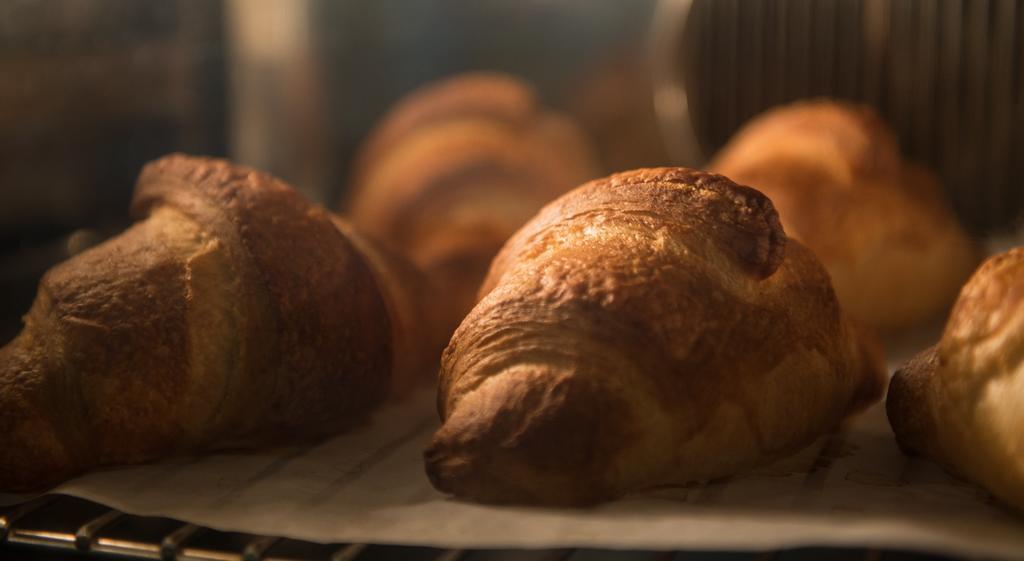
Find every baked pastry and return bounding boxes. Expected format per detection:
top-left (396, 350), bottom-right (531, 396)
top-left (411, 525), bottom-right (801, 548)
top-left (330, 216), bottom-right (441, 395)
top-left (567, 51), bottom-right (671, 172)
top-left (0, 154), bottom-right (430, 491)
top-left (888, 247), bottom-right (1024, 510)
top-left (347, 72), bottom-right (598, 336)
top-left (710, 100), bottom-right (978, 333)
top-left (425, 168), bottom-right (885, 506)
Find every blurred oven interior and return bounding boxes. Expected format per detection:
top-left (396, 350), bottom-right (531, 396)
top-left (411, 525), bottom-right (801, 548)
top-left (1, 0), bottom-right (1022, 560)
top-left (0, 0), bottom-right (660, 343)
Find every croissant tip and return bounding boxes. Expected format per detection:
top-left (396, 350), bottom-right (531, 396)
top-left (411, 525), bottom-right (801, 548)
top-left (422, 438), bottom-right (458, 495)
top-left (886, 346), bottom-right (940, 456)
top-left (0, 401), bottom-right (74, 493)
top-left (0, 336), bottom-right (84, 492)
top-left (423, 436), bottom-right (582, 506)
top-left (424, 422), bottom-right (536, 504)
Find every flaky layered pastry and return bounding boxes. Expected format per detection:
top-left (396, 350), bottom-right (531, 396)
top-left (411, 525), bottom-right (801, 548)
top-left (347, 73), bottom-right (598, 336)
top-left (425, 168), bottom-right (885, 506)
top-left (710, 100), bottom-right (978, 332)
top-left (0, 154), bottom-right (430, 491)
top-left (888, 247), bottom-right (1024, 510)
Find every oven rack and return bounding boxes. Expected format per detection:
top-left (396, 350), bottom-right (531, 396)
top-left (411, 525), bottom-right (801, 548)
top-left (0, 494), bottom-right (965, 561)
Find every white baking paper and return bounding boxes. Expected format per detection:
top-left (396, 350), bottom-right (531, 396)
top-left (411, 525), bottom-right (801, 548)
top-left (3, 373), bottom-right (1024, 560)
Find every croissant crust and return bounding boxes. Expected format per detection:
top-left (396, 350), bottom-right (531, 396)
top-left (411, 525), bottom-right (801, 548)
top-left (427, 167), bottom-right (884, 505)
top-left (347, 73), bottom-right (598, 338)
top-left (1, 154), bottom-right (393, 491)
top-left (710, 100), bottom-right (978, 332)
top-left (888, 247), bottom-right (1024, 510)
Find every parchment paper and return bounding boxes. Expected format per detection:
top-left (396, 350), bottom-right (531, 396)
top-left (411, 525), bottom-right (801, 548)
top-left (3, 232), bottom-right (1023, 559)
top-left (3, 376), bottom-right (1024, 560)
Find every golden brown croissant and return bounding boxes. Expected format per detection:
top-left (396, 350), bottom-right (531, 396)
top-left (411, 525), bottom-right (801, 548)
top-left (0, 154), bottom-right (429, 491)
top-left (710, 100), bottom-right (978, 333)
top-left (425, 168), bottom-right (885, 506)
top-left (888, 247), bottom-right (1024, 510)
top-left (347, 73), bottom-right (599, 336)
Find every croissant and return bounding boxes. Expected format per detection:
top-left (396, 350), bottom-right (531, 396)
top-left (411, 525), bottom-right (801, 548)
top-left (347, 73), bottom-right (598, 336)
top-left (888, 247), bottom-right (1024, 510)
top-left (0, 154), bottom-right (430, 491)
top-left (329, 215), bottom-right (441, 395)
top-left (710, 100), bottom-right (978, 333)
top-left (425, 168), bottom-right (885, 506)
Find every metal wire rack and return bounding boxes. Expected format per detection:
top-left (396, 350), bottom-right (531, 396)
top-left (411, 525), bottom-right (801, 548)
top-left (1, 495), bottom-right (966, 561)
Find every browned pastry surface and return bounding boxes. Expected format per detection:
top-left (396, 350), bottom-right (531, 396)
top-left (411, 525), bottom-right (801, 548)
top-left (426, 167), bottom-right (885, 506)
top-left (351, 73), bottom-right (538, 183)
top-left (331, 216), bottom-right (440, 396)
top-left (0, 154), bottom-right (408, 491)
top-left (888, 247), bottom-right (1024, 510)
top-left (710, 100), bottom-right (978, 333)
top-left (347, 73), bottom-right (599, 338)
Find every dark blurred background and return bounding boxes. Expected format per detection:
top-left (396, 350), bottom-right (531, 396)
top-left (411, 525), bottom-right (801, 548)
top-left (3, 0), bottom-right (1023, 342)
top-left (0, 0), bottom-right (660, 341)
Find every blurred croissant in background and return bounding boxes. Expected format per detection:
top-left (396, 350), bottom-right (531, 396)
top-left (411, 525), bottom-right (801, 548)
top-left (345, 73), bottom-right (599, 339)
top-left (711, 101), bottom-right (979, 335)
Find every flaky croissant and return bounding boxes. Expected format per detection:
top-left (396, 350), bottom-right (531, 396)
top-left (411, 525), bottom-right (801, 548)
top-left (425, 168), bottom-right (885, 506)
top-left (888, 247), bottom-right (1024, 510)
top-left (347, 73), bottom-right (599, 336)
top-left (0, 154), bottom-right (430, 491)
top-left (710, 101), bottom-right (978, 333)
